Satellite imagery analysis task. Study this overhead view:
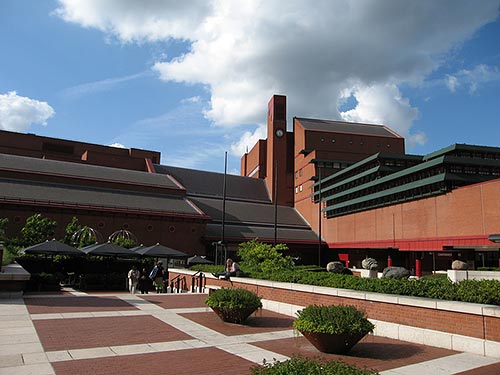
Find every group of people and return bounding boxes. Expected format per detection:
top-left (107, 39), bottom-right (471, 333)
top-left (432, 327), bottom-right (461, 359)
top-left (127, 261), bottom-right (168, 294)
top-left (128, 258), bottom-right (240, 294)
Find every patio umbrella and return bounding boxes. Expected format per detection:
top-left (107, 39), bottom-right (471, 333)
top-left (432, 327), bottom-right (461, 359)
top-left (20, 239), bottom-right (83, 256)
top-left (135, 243), bottom-right (188, 258)
top-left (187, 255), bottom-right (214, 266)
top-left (81, 241), bottom-right (138, 257)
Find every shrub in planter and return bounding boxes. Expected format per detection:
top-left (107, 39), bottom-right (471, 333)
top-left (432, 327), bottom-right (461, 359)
top-left (293, 304), bottom-right (374, 354)
top-left (251, 356), bottom-right (378, 375)
top-left (205, 287), bottom-right (262, 324)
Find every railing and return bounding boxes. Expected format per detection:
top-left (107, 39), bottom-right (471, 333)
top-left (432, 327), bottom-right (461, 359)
top-left (170, 274), bottom-right (187, 293)
top-left (191, 271), bottom-right (206, 293)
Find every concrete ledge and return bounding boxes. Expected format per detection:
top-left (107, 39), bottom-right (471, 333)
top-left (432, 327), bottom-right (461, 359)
top-left (0, 263), bottom-right (30, 298)
top-left (0, 263), bottom-right (30, 281)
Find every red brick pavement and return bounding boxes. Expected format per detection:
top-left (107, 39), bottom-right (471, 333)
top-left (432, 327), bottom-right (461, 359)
top-left (34, 315), bottom-right (193, 351)
top-left (139, 293), bottom-right (208, 308)
top-left (180, 309), bottom-right (294, 336)
top-left (253, 334), bottom-right (459, 372)
top-left (25, 296), bottom-right (137, 314)
top-left (52, 347), bottom-right (258, 375)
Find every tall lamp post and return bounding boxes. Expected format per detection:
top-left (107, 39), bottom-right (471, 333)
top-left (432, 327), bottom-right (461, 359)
top-left (221, 152), bottom-right (227, 262)
top-left (317, 163), bottom-right (322, 267)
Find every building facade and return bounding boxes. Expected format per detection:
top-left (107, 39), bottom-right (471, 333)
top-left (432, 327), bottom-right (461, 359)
top-left (242, 95), bottom-right (500, 273)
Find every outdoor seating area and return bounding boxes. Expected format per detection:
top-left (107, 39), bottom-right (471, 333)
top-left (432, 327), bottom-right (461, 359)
top-left (2, 290), bottom-right (500, 375)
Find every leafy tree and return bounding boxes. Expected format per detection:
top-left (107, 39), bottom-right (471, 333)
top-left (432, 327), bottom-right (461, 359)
top-left (63, 217), bottom-right (96, 248)
top-left (0, 217), bottom-right (8, 241)
top-left (63, 216), bottom-right (81, 245)
top-left (237, 240), bottom-right (294, 274)
top-left (20, 214), bottom-right (57, 246)
top-left (112, 237), bottom-right (137, 249)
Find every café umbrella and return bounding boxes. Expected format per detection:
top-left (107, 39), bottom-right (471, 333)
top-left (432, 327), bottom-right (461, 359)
top-left (135, 243), bottom-right (188, 259)
top-left (80, 241), bottom-right (138, 257)
top-left (20, 239), bottom-right (83, 256)
top-left (187, 255), bottom-right (214, 266)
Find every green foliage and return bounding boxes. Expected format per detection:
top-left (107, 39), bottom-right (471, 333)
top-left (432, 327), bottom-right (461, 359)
top-left (205, 287), bottom-right (262, 310)
top-left (0, 217), bottom-right (8, 240)
top-left (237, 240), bottom-right (294, 274)
top-left (251, 356), bottom-right (378, 375)
top-left (294, 305), bottom-right (374, 335)
top-left (253, 268), bottom-right (499, 306)
top-left (112, 237), bottom-right (137, 249)
top-left (20, 214), bottom-right (57, 247)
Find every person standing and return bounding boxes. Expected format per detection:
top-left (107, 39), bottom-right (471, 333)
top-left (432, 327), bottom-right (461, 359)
top-left (138, 267), bottom-right (149, 294)
top-left (127, 266), bottom-right (140, 294)
top-left (150, 261), bottom-right (164, 293)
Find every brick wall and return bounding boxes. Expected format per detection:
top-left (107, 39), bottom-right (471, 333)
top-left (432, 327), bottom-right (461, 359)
top-left (168, 269), bottom-right (500, 356)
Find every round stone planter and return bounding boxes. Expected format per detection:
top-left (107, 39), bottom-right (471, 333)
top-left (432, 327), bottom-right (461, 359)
top-left (211, 306), bottom-right (258, 324)
top-left (299, 330), bottom-right (367, 354)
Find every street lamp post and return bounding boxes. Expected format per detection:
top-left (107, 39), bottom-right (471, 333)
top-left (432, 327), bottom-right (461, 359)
top-left (318, 164), bottom-right (322, 267)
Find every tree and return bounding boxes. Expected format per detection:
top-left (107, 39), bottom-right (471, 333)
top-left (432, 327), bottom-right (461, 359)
top-left (0, 218), bottom-right (8, 242)
top-left (20, 214), bottom-right (57, 246)
top-left (237, 240), bottom-right (294, 274)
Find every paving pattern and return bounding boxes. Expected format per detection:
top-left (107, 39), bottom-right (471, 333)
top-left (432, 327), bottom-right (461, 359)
top-left (1, 291), bottom-right (500, 375)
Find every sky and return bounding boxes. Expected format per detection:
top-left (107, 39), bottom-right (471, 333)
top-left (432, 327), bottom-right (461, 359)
top-left (1, 0), bottom-right (499, 175)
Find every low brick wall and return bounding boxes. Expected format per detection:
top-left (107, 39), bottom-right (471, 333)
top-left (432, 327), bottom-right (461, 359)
top-left (168, 268), bottom-right (500, 358)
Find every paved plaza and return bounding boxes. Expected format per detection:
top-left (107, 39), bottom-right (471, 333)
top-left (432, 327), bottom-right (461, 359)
top-left (1, 291), bottom-right (500, 375)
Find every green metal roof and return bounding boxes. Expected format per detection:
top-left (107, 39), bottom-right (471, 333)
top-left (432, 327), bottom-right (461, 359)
top-left (323, 156), bottom-right (445, 202)
top-left (424, 144), bottom-right (500, 161)
top-left (323, 173), bottom-right (448, 212)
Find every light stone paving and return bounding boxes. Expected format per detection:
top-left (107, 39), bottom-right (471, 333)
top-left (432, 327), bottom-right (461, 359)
top-left (0, 292), bottom-right (499, 374)
top-left (380, 352), bottom-right (500, 375)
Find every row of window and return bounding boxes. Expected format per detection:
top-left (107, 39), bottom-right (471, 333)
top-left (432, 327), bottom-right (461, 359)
top-left (326, 181), bottom-right (448, 218)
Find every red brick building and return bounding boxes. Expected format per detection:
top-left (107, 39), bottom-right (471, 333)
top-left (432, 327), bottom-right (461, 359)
top-left (242, 95), bottom-right (500, 273)
top-left (0, 127), bottom-right (319, 262)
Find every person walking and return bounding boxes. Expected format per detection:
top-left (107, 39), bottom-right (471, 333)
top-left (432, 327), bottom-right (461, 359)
top-left (127, 266), bottom-right (140, 294)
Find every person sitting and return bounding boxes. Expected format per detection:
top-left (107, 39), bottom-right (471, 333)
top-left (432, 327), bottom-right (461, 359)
top-left (212, 258), bottom-right (240, 280)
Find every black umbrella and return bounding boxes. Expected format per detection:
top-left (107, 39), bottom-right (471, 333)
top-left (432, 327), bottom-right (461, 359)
top-left (81, 241), bottom-right (138, 257)
top-left (135, 243), bottom-right (188, 258)
top-left (187, 255), bottom-right (214, 265)
top-left (20, 239), bottom-right (83, 256)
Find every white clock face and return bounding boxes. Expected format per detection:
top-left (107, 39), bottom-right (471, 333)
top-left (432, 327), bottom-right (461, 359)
top-left (275, 129), bottom-right (284, 138)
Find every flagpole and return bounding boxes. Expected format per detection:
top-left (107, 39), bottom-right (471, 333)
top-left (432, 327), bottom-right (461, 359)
top-left (222, 151), bottom-right (228, 262)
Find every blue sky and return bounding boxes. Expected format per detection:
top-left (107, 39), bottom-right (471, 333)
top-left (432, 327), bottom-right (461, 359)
top-left (1, 1), bottom-right (499, 174)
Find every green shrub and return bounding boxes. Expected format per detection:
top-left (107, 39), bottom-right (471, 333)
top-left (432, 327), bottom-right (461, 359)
top-left (238, 240), bottom-right (294, 274)
top-left (251, 356), bottom-right (378, 375)
top-left (294, 304), bottom-right (374, 335)
top-left (205, 287), bottom-right (262, 310)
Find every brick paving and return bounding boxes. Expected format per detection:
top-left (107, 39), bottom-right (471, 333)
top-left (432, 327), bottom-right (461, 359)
top-left (180, 309), bottom-right (294, 336)
top-left (52, 347), bottom-right (257, 375)
top-left (34, 315), bottom-right (192, 350)
top-left (1, 291), bottom-right (499, 375)
top-left (25, 296), bottom-right (137, 314)
top-left (253, 334), bottom-right (458, 372)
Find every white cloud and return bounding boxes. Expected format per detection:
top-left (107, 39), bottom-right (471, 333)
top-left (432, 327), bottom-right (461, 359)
top-left (55, 0), bottom-right (499, 151)
top-left (340, 83), bottom-right (424, 148)
top-left (445, 75), bottom-right (460, 92)
top-left (62, 71), bottom-right (150, 98)
top-left (445, 64), bottom-right (500, 94)
top-left (0, 91), bottom-right (55, 132)
top-left (230, 125), bottom-right (267, 157)
top-left (109, 142), bottom-right (126, 148)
